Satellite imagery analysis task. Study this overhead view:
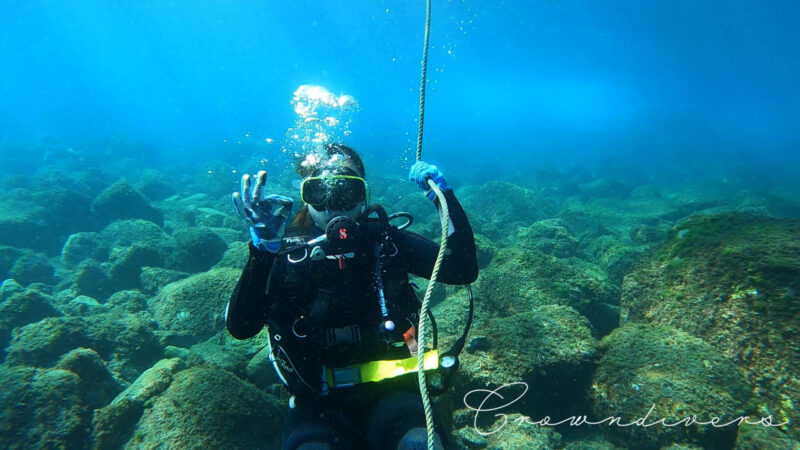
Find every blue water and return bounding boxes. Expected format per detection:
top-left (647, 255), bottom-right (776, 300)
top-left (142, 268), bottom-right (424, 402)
top-left (2, 0), bottom-right (799, 180)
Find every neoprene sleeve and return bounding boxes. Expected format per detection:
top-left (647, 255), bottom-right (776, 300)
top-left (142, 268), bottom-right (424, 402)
top-left (226, 243), bottom-right (275, 339)
top-left (391, 189), bottom-right (478, 284)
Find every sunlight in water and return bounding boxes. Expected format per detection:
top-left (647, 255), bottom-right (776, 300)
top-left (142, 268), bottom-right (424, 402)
top-left (286, 84), bottom-right (360, 169)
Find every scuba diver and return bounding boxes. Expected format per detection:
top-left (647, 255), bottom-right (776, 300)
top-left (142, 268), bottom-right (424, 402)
top-left (226, 143), bottom-right (478, 449)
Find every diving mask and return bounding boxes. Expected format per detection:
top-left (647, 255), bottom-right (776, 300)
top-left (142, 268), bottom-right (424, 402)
top-left (301, 175), bottom-right (367, 211)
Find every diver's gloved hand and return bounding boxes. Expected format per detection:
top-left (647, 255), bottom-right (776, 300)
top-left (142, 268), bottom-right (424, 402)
top-left (232, 170), bottom-right (293, 253)
top-left (409, 161), bottom-right (450, 201)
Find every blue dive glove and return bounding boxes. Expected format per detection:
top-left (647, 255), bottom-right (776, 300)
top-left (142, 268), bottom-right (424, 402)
top-left (409, 161), bottom-right (450, 200)
top-left (232, 170), bottom-right (293, 253)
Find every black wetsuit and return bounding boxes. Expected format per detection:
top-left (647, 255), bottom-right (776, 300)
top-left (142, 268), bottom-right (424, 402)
top-left (227, 190), bottom-right (478, 449)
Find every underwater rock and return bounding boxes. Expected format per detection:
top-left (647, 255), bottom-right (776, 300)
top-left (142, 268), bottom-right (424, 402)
top-left (5, 316), bottom-right (88, 367)
top-left (513, 218), bottom-right (579, 258)
top-left (453, 426), bottom-right (488, 449)
top-left (74, 166), bottom-right (112, 197)
top-left (577, 177), bottom-right (633, 200)
top-left (0, 246), bottom-right (23, 279)
top-left (0, 288), bottom-right (62, 358)
top-left (70, 219), bottom-right (181, 291)
top-left (168, 227), bottom-right (228, 273)
top-left (246, 345), bottom-right (281, 389)
top-left (0, 278), bottom-right (25, 301)
top-left (8, 250), bottom-right (55, 286)
top-left (0, 203), bottom-right (54, 253)
top-left (453, 413), bottom-right (564, 450)
top-left (105, 290), bottom-right (150, 313)
top-left (734, 423), bottom-right (800, 449)
top-left (472, 233), bottom-right (495, 270)
top-left (213, 240), bottom-right (249, 270)
top-left (55, 347), bottom-right (123, 410)
top-left (459, 181), bottom-right (558, 240)
top-left (457, 305), bottom-right (597, 421)
top-left (147, 268), bottom-right (240, 347)
top-left (657, 197), bottom-right (727, 223)
top-left (5, 312), bottom-right (163, 382)
top-left (466, 336), bottom-right (490, 352)
top-left (0, 365), bottom-right (90, 449)
top-left (139, 266), bottom-right (189, 294)
top-left (190, 161), bottom-right (241, 198)
top-left (91, 179), bottom-right (164, 226)
top-left (579, 301), bottom-right (620, 338)
top-left (558, 433), bottom-right (620, 449)
top-left (32, 186), bottom-right (98, 237)
top-left (738, 190), bottom-right (800, 219)
top-left (621, 212), bottom-right (800, 439)
top-left (128, 367), bottom-right (283, 449)
top-left (591, 323), bottom-right (750, 449)
top-left (628, 223), bottom-right (667, 245)
top-left (107, 244), bottom-right (164, 291)
top-left (100, 218), bottom-right (172, 251)
top-left (192, 206), bottom-right (237, 228)
top-left (60, 294), bottom-right (109, 316)
top-left (91, 357), bottom-right (186, 450)
top-left (135, 169), bottom-right (177, 201)
top-left (189, 337), bottom-right (250, 377)
top-left (581, 234), bottom-right (647, 284)
top-left (73, 259), bottom-right (112, 299)
top-left (477, 247), bottom-right (619, 318)
top-left (61, 231), bottom-right (108, 268)
top-left (163, 345), bottom-right (204, 365)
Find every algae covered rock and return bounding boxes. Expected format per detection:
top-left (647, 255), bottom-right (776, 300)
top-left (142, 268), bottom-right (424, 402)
top-left (580, 233), bottom-right (648, 284)
top-left (473, 232), bottom-right (495, 270)
top-left (8, 250), bottom-right (55, 286)
top-left (55, 347), bottom-right (123, 409)
top-left (459, 181), bottom-right (558, 240)
top-left (0, 278), bottom-right (25, 301)
top-left (0, 366), bottom-right (90, 449)
top-left (100, 218), bottom-right (171, 251)
top-left (139, 266), bottom-right (189, 294)
top-left (188, 337), bottom-right (250, 377)
top-left (91, 179), bottom-right (164, 226)
top-left (92, 358), bottom-right (186, 450)
top-left (148, 268), bottom-right (240, 346)
top-left (0, 246), bottom-right (23, 279)
top-left (0, 288), bottom-right (61, 355)
top-left (458, 305), bottom-right (597, 420)
top-left (513, 218), bottom-right (580, 258)
top-left (105, 290), bottom-right (150, 313)
top-left (106, 244), bottom-right (164, 290)
top-left (734, 423), bottom-right (800, 449)
top-left (169, 226), bottom-right (228, 273)
top-left (0, 204), bottom-right (52, 253)
top-left (621, 212), bottom-right (800, 437)
top-left (453, 413), bottom-right (564, 450)
top-left (72, 259), bottom-right (112, 299)
top-left (5, 312), bottom-right (162, 382)
top-left (591, 323), bottom-right (750, 449)
top-left (129, 367), bottom-right (283, 449)
top-left (477, 247), bottom-right (619, 317)
top-left (59, 294), bottom-right (108, 316)
top-left (135, 169), bottom-right (177, 201)
top-left (246, 345), bottom-right (281, 389)
top-left (214, 240), bottom-right (250, 270)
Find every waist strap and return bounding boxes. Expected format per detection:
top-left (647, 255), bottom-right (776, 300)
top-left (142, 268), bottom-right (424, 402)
top-left (325, 349), bottom-right (439, 388)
